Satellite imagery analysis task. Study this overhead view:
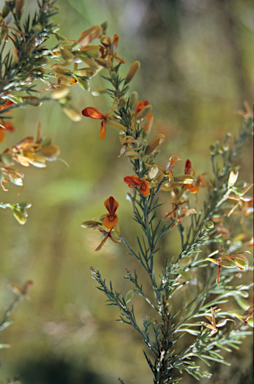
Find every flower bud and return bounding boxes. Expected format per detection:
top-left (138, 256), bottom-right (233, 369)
top-left (100, 34), bottom-right (112, 47)
top-left (124, 151), bottom-right (140, 159)
top-left (143, 116), bottom-right (153, 136)
top-left (129, 91), bottom-right (138, 108)
top-left (228, 167), bottom-right (239, 187)
top-left (135, 104), bottom-right (152, 121)
top-left (145, 134), bottom-right (165, 154)
top-left (1, 4), bottom-right (10, 18)
top-left (1, 152), bottom-right (13, 165)
top-left (118, 96), bottom-right (127, 109)
top-left (148, 166), bottom-right (159, 179)
top-left (111, 71), bottom-right (117, 81)
top-left (124, 61), bottom-right (140, 84)
top-left (203, 221), bottom-right (215, 230)
top-left (15, 0), bottom-right (25, 19)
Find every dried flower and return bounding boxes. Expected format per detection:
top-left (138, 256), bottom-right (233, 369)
top-left (201, 307), bottom-right (235, 336)
top-left (7, 122), bottom-right (60, 168)
top-left (206, 251), bottom-right (249, 285)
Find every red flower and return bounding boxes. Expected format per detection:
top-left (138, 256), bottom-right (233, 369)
top-left (135, 100), bottom-right (153, 118)
top-left (102, 196), bottom-right (119, 229)
top-left (124, 175), bottom-right (150, 197)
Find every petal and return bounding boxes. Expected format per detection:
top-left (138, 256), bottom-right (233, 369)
top-left (140, 181), bottom-right (150, 197)
top-left (104, 196), bottom-right (119, 215)
top-left (82, 107), bottom-right (105, 119)
top-left (102, 215), bottom-right (118, 229)
top-left (124, 175), bottom-right (142, 187)
top-left (99, 120), bottom-right (106, 140)
top-left (184, 159), bottom-right (192, 175)
top-left (186, 184), bottom-right (199, 193)
top-left (0, 129), bottom-right (6, 142)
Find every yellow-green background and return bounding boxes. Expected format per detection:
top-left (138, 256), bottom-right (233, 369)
top-left (0, 0), bottom-right (253, 383)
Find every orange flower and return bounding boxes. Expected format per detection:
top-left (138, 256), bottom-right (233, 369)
top-left (124, 175), bottom-right (150, 197)
top-left (82, 106), bottom-right (126, 140)
top-left (102, 196), bottom-right (119, 229)
top-left (0, 100), bottom-right (14, 114)
top-left (135, 100), bottom-right (153, 118)
top-left (82, 107), bottom-right (107, 139)
top-left (0, 121), bottom-right (15, 143)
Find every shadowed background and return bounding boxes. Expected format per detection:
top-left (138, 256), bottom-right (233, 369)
top-left (0, 0), bottom-right (253, 383)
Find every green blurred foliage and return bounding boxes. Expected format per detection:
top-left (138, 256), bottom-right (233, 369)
top-left (0, 0), bottom-right (253, 383)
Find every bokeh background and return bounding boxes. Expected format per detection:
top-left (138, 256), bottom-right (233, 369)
top-left (0, 0), bottom-right (253, 383)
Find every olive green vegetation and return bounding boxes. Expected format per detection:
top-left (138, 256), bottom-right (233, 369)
top-left (0, 0), bottom-right (253, 383)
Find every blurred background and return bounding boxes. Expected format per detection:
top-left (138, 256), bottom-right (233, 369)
top-left (0, 0), bottom-right (253, 383)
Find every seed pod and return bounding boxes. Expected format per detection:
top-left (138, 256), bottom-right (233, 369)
top-left (62, 106), bottom-right (82, 122)
top-left (80, 57), bottom-right (100, 70)
top-left (145, 134), bottom-right (165, 154)
top-left (60, 48), bottom-right (75, 63)
top-left (22, 97), bottom-right (42, 106)
top-left (129, 91), bottom-right (138, 108)
top-left (51, 85), bottom-right (70, 100)
top-left (81, 220), bottom-right (100, 228)
top-left (73, 68), bottom-right (96, 78)
top-left (135, 104), bottom-right (152, 121)
top-left (94, 58), bottom-right (108, 67)
top-left (125, 61), bottom-right (140, 84)
top-left (76, 77), bottom-right (90, 91)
